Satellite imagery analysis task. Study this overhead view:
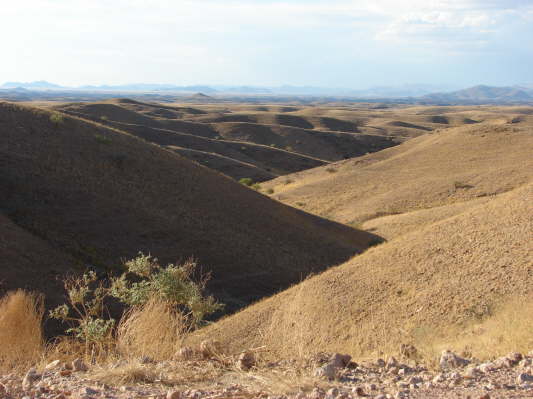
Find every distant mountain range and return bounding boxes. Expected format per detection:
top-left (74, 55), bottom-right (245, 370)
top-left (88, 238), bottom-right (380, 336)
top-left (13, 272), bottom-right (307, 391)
top-left (422, 85), bottom-right (533, 103)
top-left (0, 81), bottom-right (453, 97)
top-left (1, 80), bottom-right (63, 89)
top-left (1, 81), bottom-right (533, 104)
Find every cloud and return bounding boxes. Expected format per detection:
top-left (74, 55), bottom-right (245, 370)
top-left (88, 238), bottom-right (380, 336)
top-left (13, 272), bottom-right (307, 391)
top-left (1, 0), bottom-right (532, 86)
top-left (369, 0), bottom-right (533, 52)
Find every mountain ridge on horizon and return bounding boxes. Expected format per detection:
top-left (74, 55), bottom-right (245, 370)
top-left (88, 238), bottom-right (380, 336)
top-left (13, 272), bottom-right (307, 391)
top-left (2, 81), bottom-right (533, 103)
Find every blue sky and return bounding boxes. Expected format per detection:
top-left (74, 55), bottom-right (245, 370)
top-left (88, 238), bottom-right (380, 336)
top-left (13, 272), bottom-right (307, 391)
top-left (3, 0), bottom-right (533, 88)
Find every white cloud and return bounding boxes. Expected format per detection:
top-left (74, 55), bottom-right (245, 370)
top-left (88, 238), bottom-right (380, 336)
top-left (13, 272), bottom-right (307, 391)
top-left (1, 0), bottom-right (532, 86)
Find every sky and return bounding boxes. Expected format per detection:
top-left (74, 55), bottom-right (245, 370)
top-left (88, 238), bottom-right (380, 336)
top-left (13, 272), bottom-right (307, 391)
top-left (2, 0), bottom-right (533, 89)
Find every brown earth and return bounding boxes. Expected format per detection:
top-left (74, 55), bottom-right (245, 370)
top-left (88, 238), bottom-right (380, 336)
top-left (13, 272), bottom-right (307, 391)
top-left (193, 180), bottom-right (533, 360)
top-left (192, 115), bottom-right (533, 360)
top-left (262, 119), bottom-right (533, 227)
top-left (53, 99), bottom-right (399, 182)
top-left (0, 102), bottom-right (380, 313)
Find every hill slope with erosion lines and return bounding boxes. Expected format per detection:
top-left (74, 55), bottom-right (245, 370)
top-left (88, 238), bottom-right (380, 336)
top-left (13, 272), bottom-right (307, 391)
top-left (0, 102), bottom-right (381, 312)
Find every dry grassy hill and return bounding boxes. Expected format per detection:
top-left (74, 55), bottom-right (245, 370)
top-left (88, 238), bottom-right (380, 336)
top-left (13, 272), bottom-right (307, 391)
top-left (0, 102), bottom-right (381, 312)
top-left (262, 118), bottom-right (533, 229)
top-left (191, 114), bottom-right (533, 360)
top-left (193, 176), bottom-right (533, 362)
top-left (54, 100), bottom-right (399, 182)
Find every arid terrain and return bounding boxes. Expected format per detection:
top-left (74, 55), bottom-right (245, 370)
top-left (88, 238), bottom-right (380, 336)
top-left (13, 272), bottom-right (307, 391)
top-left (1, 99), bottom-right (532, 399)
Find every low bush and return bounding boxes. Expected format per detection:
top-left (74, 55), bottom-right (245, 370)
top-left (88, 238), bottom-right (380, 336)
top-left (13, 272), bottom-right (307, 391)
top-left (94, 134), bottom-right (112, 144)
top-left (49, 253), bottom-right (222, 356)
top-left (49, 112), bottom-right (64, 125)
top-left (239, 178), bottom-right (253, 186)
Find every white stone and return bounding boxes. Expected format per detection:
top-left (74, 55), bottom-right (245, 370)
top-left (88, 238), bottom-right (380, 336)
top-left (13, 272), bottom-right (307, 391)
top-left (314, 363), bottom-right (336, 380)
top-left (45, 360), bottom-right (62, 370)
top-left (439, 350), bottom-right (470, 369)
top-left (516, 373), bottom-right (533, 385)
top-left (330, 353), bottom-right (352, 368)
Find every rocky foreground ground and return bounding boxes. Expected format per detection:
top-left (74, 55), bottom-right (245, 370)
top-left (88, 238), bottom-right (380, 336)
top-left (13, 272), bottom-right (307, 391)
top-left (2, 348), bottom-right (533, 399)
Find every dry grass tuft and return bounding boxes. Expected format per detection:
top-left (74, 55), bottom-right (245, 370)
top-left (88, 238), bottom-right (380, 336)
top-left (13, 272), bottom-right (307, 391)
top-left (0, 290), bottom-right (45, 372)
top-left (419, 295), bottom-right (533, 363)
top-left (116, 298), bottom-right (188, 361)
top-left (90, 360), bottom-right (160, 385)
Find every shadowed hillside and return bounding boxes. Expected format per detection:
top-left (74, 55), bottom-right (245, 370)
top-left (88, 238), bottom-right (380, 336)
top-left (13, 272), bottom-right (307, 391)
top-left (0, 102), bottom-right (382, 311)
top-left (192, 115), bottom-right (533, 359)
top-left (55, 99), bottom-right (399, 181)
top-left (193, 177), bottom-right (533, 360)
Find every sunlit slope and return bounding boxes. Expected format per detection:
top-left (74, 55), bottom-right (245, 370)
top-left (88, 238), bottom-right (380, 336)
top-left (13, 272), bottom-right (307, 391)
top-left (193, 182), bottom-right (533, 357)
top-left (263, 122), bottom-right (533, 227)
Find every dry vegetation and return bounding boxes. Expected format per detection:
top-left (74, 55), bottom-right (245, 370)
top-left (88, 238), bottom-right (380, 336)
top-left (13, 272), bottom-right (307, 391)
top-left (1, 100), bottom-right (532, 398)
top-left (0, 291), bottom-right (44, 373)
top-left (193, 182), bottom-right (533, 363)
top-left (0, 101), bottom-right (379, 313)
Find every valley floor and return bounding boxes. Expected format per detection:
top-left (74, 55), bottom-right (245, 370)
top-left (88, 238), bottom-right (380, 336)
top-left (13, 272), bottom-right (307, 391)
top-left (2, 349), bottom-right (533, 399)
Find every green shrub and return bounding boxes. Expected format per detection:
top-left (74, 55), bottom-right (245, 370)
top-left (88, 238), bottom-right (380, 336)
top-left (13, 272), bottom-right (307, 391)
top-left (251, 183), bottom-right (262, 191)
top-left (49, 112), bottom-right (64, 125)
top-left (94, 134), bottom-right (112, 144)
top-left (326, 167), bottom-right (337, 173)
top-left (266, 188), bottom-right (274, 194)
top-left (49, 271), bottom-right (114, 347)
top-left (110, 253), bottom-right (222, 326)
top-left (239, 177), bottom-right (254, 186)
top-left (50, 253), bottom-right (222, 350)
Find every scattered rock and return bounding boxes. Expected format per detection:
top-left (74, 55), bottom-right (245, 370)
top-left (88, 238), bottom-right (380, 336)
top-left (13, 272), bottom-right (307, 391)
top-left (400, 343), bottom-right (418, 359)
top-left (309, 387), bottom-right (325, 399)
top-left (351, 386), bottom-right (365, 397)
top-left (199, 340), bottom-right (222, 358)
top-left (22, 368), bottom-right (39, 391)
top-left (330, 353), bottom-right (352, 369)
top-left (167, 390), bottom-right (181, 399)
top-left (366, 383), bottom-right (377, 391)
top-left (139, 355), bottom-right (154, 364)
top-left (78, 387), bottom-right (99, 396)
top-left (478, 363), bottom-right (495, 373)
top-left (72, 358), bottom-right (88, 372)
top-left (408, 376), bottom-right (422, 385)
top-left (464, 366), bottom-right (480, 379)
top-left (516, 373), bottom-right (533, 384)
top-left (439, 350), bottom-right (470, 369)
top-left (388, 367), bottom-right (400, 375)
top-left (45, 360), bottom-right (62, 370)
top-left (386, 356), bottom-right (398, 369)
top-left (506, 352), bottom-right (523, 364)
top-left (314, 363), bottom-right (336, 380)
top-left (237, 351), bottom-right (255, 371)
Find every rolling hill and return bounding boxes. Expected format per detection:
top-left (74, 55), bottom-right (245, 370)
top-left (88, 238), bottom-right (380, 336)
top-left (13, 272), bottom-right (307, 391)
top-left (0, 102), bottom-right (381, 313)
top-left (54, 99), bottom-right (400, 181)
top-left (193, 180), bottom-right (533, 359)
top-left (261, 116), bottom-right (533, 229)
top-left (192, 119), bottom-right (533, 359)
